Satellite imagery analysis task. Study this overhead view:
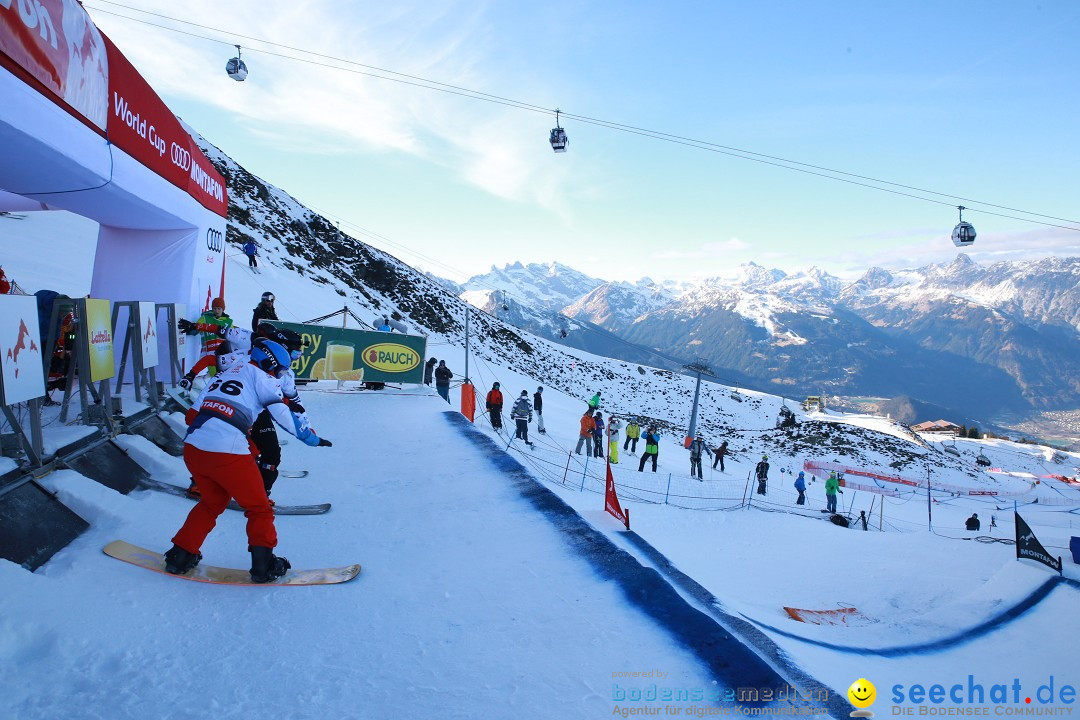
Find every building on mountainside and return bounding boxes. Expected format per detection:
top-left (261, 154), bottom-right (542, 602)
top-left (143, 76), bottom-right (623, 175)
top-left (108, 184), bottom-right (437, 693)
top-left (911, 419), bottom-right (963, 435)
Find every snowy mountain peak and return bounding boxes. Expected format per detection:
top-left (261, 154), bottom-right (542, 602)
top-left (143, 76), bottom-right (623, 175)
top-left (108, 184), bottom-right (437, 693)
top-left (737, 262), bottom-right (787, 288)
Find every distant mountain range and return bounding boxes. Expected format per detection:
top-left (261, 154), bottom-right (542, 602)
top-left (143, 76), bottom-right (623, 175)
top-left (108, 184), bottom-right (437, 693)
top-left (449, 255), bottom-right (1080, 425)
top-left (192, 128), bottom-right (1077, 445)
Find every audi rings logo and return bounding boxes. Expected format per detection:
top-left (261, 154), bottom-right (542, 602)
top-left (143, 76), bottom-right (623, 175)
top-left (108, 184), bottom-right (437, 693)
top-left (170, 142), bottom-right (192, 171)
top-left (206, 228), bottom-right (223, 253)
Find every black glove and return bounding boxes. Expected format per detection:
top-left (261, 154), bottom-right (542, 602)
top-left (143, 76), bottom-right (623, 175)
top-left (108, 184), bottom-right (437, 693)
top-left (288, 399), bottom-right (306, 414)
top-left (177, 318), bottom-right (196, 334)
top-left (318, 437), bottom-right (333, 447)
top-left (179, 376), bottom-right (193, 390)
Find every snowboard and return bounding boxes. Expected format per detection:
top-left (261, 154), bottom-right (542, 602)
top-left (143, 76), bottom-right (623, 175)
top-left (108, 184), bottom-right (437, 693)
top-left (136, 477), bottom-right (331, 515)
top-left (104, 540), bottom-right (360, 586)
top-left (165, 387), bottom-right (193, 411)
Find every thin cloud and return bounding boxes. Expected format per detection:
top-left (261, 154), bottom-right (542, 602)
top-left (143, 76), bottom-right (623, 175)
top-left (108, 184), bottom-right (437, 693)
top-left (654, 238), bottom-right (750, 260)
top-left (87, 1), bottom-right (572, 207)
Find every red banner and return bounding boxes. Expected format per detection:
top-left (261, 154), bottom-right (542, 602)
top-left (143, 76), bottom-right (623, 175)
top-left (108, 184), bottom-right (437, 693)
top-left (103, 34), bottom-right (226, 216)
top-left (0, 0), bottom-right (108, 129)
top-left (604, 464), bottom-right (629, 530)
top-left (0, 1), bottom-right (227, 216)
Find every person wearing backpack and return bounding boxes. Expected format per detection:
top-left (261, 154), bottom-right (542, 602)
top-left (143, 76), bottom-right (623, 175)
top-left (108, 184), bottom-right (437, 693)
top-left (434, 360), bottom-right (452, 403)
top-left (624, 418), bottom-right (641, 455)
top-left (689, 434), bottom-right (706, 480)
top-left (638, 427), bottom-right (660, 472)
top-left (755, 455), bottom-right (770, 495)
top-left (510, 391), bottom-right (534, 447)
top-left (794, 470), bottom-right (807, 505)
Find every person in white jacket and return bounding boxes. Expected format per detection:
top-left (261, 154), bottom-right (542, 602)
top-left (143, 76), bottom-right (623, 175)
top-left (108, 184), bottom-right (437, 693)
top-left (163, 339), bottom-right (332, 583)
top-left (608, 417), bottom-right (622, 464)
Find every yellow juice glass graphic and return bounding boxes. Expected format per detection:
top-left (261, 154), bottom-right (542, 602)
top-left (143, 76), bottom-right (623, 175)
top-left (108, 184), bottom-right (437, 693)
top-left (325, 342), bottom-right (363, 381)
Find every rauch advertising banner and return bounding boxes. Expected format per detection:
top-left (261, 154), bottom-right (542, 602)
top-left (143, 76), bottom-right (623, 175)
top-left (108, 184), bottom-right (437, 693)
top-left (272, 322), bottom-right (427, 385)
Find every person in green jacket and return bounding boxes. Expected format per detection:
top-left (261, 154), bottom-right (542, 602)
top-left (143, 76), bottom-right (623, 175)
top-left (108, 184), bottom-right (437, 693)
top-left (825, 471), bottom-right (840, 513)
top-left (587, 391), bottom-right (602, 413)
top-left (624, 418), bottom-right (641, 455)
top-left (183, 297), bottom-right (234, 376)
top-left (638, 427), bottom-right (659, 472)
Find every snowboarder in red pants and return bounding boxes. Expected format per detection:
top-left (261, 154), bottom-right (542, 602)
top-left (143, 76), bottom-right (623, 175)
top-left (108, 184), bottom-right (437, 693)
top-left (164, 339), bottom-right (332, 583)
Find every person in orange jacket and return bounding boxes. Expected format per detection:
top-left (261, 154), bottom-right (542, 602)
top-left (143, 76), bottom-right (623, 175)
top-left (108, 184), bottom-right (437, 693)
top-left (575, 408), bottom-right (595, 455)
top-left (485, 381), bottom-right (504, 430)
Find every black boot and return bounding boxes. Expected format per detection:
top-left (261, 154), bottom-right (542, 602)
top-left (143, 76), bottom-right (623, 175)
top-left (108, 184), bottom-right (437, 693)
top-left (163, 544), bottom-right (201, 575)
top-left (250, 546), bottom-right (291, 583)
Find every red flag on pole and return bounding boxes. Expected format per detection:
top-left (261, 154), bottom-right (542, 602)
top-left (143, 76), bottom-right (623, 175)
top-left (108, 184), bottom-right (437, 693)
top-left (604, 463), bottom-right (629, 530)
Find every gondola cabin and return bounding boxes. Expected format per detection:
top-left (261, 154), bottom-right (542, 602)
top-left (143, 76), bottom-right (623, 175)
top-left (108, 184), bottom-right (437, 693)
top-left (226, 45), bottom-right (248, 82)
top-left (951, 206), bottom-right (975, 247)
top-left (952, 221), bottom-right (976, 247)
top-left (549, 126), bottom-right (568, 153)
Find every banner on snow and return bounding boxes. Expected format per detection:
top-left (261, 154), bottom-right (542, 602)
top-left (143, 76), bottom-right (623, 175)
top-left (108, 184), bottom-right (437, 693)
top-left (1014, 512), bottom-right (1061, 574)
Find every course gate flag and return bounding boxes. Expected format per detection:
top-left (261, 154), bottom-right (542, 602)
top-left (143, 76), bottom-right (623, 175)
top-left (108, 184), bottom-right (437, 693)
top-left (1015, 512), bottom-right (1062, 574)
top-left (604, 464), bottom-right (629, 530)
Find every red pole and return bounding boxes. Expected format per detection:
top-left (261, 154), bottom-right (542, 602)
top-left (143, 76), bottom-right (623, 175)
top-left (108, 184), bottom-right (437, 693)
top-left (460, 382), bottom-right (476, 422)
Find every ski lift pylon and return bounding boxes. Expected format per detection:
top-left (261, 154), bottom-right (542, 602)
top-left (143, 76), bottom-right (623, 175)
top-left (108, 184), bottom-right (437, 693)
top-left (226, 45), bottom-right (248, 82)
top-left (952, 206), bottom-right (976, 247)
top-left (549, 109), bottom-right (568, 153)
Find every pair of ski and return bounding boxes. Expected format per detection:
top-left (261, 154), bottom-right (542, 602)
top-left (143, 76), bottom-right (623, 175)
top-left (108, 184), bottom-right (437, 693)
top-left (136, 476), bottom-right (327, 515)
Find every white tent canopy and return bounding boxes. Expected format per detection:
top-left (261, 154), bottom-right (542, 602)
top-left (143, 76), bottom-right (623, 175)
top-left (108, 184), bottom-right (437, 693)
top-left (1, 0), bottom-right (229, 370)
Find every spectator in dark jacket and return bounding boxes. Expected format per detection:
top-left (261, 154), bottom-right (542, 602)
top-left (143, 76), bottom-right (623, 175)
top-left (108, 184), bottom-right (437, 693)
top-left (755, 455), bottom-right (769, 495)
top-left (434, 360), bottom-right (452, 403)
top-left (424, 357), bottom-right (437, 386)
top-left (534, 386), bottom-right (546, 434)
top-left (252, 291), bottom-right (278, 332)
top-left (712, 440), bottom-right (728, 471)
top-left (592, 412), bottom-right (605, 457)
top-left (965, 513), bottom-right (980, 531)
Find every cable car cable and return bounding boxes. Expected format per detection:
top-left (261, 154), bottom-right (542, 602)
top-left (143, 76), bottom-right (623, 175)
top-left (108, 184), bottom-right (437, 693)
top-left (84, 1), bottom-right (1080, 233)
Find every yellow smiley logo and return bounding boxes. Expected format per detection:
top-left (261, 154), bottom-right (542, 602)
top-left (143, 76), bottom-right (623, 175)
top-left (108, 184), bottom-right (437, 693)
top-left (848, 678), bottom-right (876, 708)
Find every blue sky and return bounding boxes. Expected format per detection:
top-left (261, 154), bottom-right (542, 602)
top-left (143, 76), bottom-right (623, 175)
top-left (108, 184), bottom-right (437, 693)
top-left (86, 0), bottom-right (1080, 282)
